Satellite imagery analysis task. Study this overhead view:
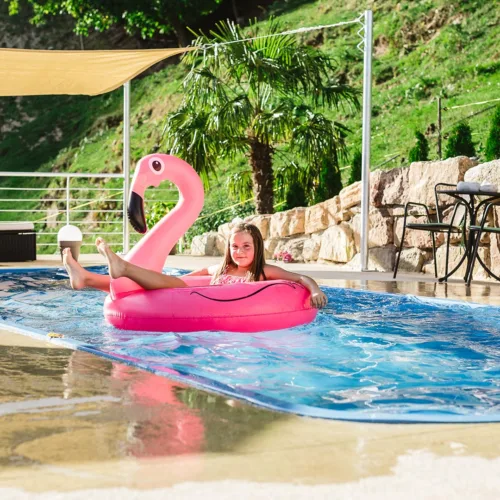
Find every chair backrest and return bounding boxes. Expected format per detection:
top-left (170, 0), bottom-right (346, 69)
top-left (434, 182), bottom-right (467, 226)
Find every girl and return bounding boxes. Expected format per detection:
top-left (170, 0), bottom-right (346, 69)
top-left (63, 223), bottom-right (327, 309)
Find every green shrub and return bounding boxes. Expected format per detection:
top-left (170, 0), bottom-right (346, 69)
top-left (445, 122), bottom-right (476, 158)
top-left (348, 149), bottom-right (362, 185)
top-left (408, 131), bottom-right (430, 162)
top-left (283, 178), bottom-right (308, 210)
top-left (313, 160), bottom-right (343, 204)
top-left (485, 105), bottom-right (500, 161)
top-left (145, 201), bottom-right (177, 229)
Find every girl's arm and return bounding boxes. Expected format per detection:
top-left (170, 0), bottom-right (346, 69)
top-left (184, 264), bottom-right (219, 277)
top-left (263, 264), bottom-right (327, 309)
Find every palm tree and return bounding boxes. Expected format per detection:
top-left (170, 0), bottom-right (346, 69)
top-left (163, 19), bottom-right (359, 214)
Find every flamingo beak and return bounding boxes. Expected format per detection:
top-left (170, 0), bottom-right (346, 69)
top-left (127, 191), bottom-right (147, 234)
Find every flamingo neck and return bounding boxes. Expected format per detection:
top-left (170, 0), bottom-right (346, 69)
top-left (128, 178), bottom-right (203, 270)
top-left (110, 170), bottom-right (204, 298)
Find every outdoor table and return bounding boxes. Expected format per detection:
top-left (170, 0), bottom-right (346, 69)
top-left (435, 188), bottom-right (500, 282)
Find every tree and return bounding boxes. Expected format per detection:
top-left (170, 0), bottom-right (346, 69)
top-left (485, 105), bottom-right (500, 161)
top-left (348, 149), bottom-right (362, 185)
top-left (445, 122), bottom-right (475, 159)
top-left (7, 0), bottom-right (224, 47)
top-left (408, 131), bottom-right (429, 162)
top-left (163, 19), bottom-right (359, 214)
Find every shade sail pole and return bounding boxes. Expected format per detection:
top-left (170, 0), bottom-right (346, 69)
top-left (360, 10), bottom-right (373, 272)
top-left (122, 81), bottom-right (131, 254)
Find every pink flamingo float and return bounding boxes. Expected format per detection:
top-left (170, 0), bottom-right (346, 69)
top-left (104, 154), bottom-right (317, 332)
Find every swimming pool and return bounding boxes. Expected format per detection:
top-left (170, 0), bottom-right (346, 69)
top-left (1, 266), bottom-right (499, 423)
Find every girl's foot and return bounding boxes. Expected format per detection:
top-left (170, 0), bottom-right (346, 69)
top-left (62, 248), bottom-right (87, 290)
top-left (95, 237), bottom-right (127, 279)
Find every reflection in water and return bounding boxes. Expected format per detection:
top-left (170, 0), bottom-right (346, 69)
top-left (0, 344), bottom-right (282, 467)
top-left (112, 364), bottom-right (205, 457)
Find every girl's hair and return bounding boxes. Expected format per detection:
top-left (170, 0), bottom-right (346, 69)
top-left (213, 223), bottom-right (266, 282)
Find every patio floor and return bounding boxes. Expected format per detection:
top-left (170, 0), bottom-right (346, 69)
top-left (0, 256), bottom-right (499, 499)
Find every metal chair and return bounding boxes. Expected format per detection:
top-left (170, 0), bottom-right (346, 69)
top-left (393, 183), bottom-right (468, 280)
top-left (466, 201), bottom-right (500, 286)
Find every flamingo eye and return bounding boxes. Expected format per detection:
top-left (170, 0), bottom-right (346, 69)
top-left (148, 157), bottom-right (165, 175)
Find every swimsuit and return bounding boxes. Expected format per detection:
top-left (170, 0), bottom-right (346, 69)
top-left (210, 271), bottom-right (249, 286)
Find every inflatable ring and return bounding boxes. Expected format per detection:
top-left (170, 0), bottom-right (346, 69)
top-left (103, 154), bottom-right (317, 332)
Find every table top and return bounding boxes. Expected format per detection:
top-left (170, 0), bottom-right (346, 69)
top-left (437, 189), bottom-right (500, 196)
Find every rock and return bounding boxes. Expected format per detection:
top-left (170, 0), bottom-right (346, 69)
top-left (489, 207), bottom-right (500, 277)
top-left (190, 232), bottom-right (223, 256)
top-left (441, 205), bottom-right (469, 245)
top-left (282, 236), bottom-right (308, 262)
top-left (464, 159), bottom-right (500, 187)
top-left (370, 166), bottom-right (410, 207)
top-left (244, 214), bottom-right (272, 239)
top-left (385, 207), bottom-right (406, 216)
top-left (394, 216), bottom-right (445, 249)
top-left (395, 248), bottom-right (427, 272)
top-left (214, 233), bottom-right (226, 256)
top-left (302, 231), bottom-right (324, 262)
top-left (407, 156), bottom-right (478, 207)
top-left (269, 211), bottom-right (289, 238)
top-left (305, 203), bottom-right (328, 234)
top-left (264, 237), bottom-right (281, 260)
top-left (339, 181), bottom-right (362, 210)
top-left (421, 262), bottom-right (435, 276)
top-left (269, 208), bottom-right (305, 238)
top-left (288, 207), bottom-right (306, 236)
top-left (489, 233), bottom-right (500, 277)
top-left (351, 209), bottom-right (394, 251)
top-left (318, 223), bottom-right (356, 263)
top-left (325, 196), bottom-right (342, 224)
top-left (190, 234), bottom-right (207, 256)
top-left (218, 222), bottom-right (232, 240)
top-left (345, 245), bottom-right (396, 272)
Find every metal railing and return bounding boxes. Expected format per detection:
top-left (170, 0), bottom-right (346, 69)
top-left (0, 171), bottom-right (177, 253)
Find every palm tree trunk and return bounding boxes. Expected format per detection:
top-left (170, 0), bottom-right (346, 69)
top-left (249, 139), bottom-right (274, 214)
top-left (168, 16), bottom-right (190, 47)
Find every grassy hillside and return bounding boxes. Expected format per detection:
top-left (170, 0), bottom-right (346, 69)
top-left (1, 0), bottom-right (499, 252)
top-left (269, 0), bottom-right (499, 165)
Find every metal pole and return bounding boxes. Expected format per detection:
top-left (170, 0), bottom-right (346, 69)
top-left (123, 81), bottom-right (131, 253)
top-left (66, 176), bottom-right (70, 225)
top-left (360, 10), bottom-right (373, 272)
top-left (437, 97), bottom-right (442, 160)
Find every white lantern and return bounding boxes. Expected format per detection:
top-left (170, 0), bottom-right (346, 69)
top-left (58, 224), bottom-right (83, 261)
top-left (57, 224), bottom-right (82, 242)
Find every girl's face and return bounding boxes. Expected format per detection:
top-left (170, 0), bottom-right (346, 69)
top-left (229, 231), bottom-right (255, 269)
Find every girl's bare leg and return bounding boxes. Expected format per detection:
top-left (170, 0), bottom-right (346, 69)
top-left (95, 237), bottom-right (187, 290)
top-left (62, 248), bottom-right (111, 292)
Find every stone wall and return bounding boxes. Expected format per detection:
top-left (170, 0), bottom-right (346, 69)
top-left (190, 157), bottom-right (500, 278)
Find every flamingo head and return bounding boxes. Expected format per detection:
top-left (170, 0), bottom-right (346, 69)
top-left (127, 153), bottom-right (203, 234)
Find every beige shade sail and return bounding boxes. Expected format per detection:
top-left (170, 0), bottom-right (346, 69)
top-left (0, 47), bottom-right (196, 96)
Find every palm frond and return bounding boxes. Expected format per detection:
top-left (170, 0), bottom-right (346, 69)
top-left (226, 170), bottom-right (253, 201)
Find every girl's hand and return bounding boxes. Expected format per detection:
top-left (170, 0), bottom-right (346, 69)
top-left (310, 290), bottom-right (327, 309)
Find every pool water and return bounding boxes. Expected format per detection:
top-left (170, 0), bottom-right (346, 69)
top-left (1, 266), bottom-right (499, 423)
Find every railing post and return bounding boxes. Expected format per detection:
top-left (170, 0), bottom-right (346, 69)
top-left (123, 81), bottom-right (131, 254)
top-left (437, 96), bottom-right (442, 160)
top-left (66, 176), bottom-right (70, 225)
top-left (360, 9), bottom-right (373, 272)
